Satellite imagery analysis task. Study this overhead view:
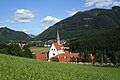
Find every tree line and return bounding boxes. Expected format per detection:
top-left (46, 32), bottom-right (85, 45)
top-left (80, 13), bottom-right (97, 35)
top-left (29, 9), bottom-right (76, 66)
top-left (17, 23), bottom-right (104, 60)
top-left (69, 28), bottom-right (120, 65)
top-left (0, 43), bottom-right (33, 58)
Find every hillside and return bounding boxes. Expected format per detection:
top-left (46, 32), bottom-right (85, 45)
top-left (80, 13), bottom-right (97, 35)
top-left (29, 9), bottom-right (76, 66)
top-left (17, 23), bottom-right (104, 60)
top-left (0, 54), bottom-right (120, 80)
top-left (0, 27), bottom-right (31, 42)
top-left (69, 27), bottom-right (120, 64)
top-left (70, 27), bottom-right (120, 51)
top-left (36, 6), bottom-right (120, 40)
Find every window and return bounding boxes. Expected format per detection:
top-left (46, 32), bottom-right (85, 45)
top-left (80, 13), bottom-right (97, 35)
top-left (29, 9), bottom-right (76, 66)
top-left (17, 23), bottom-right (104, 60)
top-left (64, 56), bottom-right (67, 59)
top-left (53, 53), bottom-right (55, 56)
top-left (52, 49), bottom-right (55, 51)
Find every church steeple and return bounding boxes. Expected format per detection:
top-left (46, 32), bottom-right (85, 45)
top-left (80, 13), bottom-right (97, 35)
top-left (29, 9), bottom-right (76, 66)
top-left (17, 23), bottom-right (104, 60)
top-left (57, 30), bottom-right (60, 45)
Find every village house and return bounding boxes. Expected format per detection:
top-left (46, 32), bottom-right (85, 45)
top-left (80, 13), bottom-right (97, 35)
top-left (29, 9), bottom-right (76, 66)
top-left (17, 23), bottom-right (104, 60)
top-left (34, 54), bottom-right (48, 61)
top-left (48, 42), bottom-right (79, 62)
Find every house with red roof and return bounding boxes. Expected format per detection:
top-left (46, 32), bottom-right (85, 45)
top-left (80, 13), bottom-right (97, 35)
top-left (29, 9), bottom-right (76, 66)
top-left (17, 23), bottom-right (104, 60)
top-left (48, 42), bottom-right (65, 61)
top-left (48, 42), bottom-right (79, 62)
top-left (50, 53), bottom-right (79, 62)
top-left (34, 54), bottom-right (48, 61)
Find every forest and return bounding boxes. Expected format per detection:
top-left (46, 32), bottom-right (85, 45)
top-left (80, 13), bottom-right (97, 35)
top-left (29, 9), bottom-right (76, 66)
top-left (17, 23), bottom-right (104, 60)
top-left (69, 28), bottom-right (120, 65)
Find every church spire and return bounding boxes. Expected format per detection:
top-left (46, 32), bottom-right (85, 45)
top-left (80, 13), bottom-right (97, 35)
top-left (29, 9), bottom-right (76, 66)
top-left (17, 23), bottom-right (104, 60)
top-left (57, 30), bottom-right (60, 45)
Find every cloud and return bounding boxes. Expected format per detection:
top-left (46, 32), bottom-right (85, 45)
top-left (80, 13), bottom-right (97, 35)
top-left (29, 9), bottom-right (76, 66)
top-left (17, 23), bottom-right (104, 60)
top-left (41, 16), bottom-right (61, 24)
top-left (113, 1), bottom-right (120, 6)
top-left (14, 9), bottom-right (35, 23)
top-left (85, 0), bottom-right (120, 8)
top-left (66, 10), bottom-right (77, 17)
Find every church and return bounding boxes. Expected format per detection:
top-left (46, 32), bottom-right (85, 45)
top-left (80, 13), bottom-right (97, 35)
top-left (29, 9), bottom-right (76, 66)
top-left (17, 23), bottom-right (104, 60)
top-left (34, 31), bottom-right (79, 62)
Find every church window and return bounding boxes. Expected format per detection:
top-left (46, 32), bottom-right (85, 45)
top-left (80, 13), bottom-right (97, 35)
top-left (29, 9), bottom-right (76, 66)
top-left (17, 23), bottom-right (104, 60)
top-left (53, 53), bottom-right (55, 56)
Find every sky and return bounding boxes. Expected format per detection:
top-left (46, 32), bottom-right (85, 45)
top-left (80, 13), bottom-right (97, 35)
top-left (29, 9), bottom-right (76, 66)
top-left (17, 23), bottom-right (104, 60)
top-left (0, 0), bottom-right (120, 35)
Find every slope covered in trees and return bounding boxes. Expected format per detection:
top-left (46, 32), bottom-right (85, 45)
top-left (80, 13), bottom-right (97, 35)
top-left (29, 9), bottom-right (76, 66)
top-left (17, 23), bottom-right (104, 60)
top-left (0, 27), bottom-right (31, 43)
top-left (69, 28), bottom-right (120, 64)
top-left (36, 6), bottom-right (120, 40)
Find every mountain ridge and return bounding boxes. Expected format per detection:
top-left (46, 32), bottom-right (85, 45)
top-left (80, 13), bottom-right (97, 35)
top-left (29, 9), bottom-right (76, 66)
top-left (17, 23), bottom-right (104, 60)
top-left (36, 6), bottom-right (120, 40)
top-left (0, 27), bottom-right (31, 43)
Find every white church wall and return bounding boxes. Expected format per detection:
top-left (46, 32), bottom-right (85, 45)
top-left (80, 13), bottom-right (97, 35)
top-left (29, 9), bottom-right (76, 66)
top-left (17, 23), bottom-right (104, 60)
top-left (48, 44), bottom-right (58, 59)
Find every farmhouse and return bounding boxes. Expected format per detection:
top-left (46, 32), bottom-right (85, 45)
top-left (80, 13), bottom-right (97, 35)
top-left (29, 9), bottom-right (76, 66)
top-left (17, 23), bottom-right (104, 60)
top-left (34, 54), bottom-right (48, 61)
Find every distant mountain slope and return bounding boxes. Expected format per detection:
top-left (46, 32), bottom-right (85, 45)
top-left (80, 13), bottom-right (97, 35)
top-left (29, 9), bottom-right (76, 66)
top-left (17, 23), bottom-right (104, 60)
top-left (36, 6), bottom-right (120, 40)
top-left (28, 34), bottom-right (36, 38)
top-left (0, 27), bottom-right (31, 42)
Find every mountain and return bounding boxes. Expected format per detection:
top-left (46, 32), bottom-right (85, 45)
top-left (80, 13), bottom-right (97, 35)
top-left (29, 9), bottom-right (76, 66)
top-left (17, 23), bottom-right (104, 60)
top-left (28, 34), bottom-right (36, 38)
top-left (36, 6), bottom-right (120, 40)
top-left (0, 27), bottom-right (31, 42)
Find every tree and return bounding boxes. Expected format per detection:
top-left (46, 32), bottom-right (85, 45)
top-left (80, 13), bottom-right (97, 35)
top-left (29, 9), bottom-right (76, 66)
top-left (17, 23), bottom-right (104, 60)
top-left (7, 44), bottom-right (23, 56)
top-left (23, 45), bottom-right (33, 58)
top-left (0, 43), bottom-right (33, 59)
top-left (112, 51), bottom-right (120, 65)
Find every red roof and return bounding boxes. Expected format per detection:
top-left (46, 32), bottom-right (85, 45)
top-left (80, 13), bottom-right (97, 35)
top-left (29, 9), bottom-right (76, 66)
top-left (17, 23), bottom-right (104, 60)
top-left (34, 54), bottom-right (48, 61)
top-left (57, 53), bottom-right (71, 62)
top-left (50, 53), bottom-right (79, 62)
top-left (53, 43), bottom-right (62, 50)
top-left (70, 53), bottom-right (79, 58)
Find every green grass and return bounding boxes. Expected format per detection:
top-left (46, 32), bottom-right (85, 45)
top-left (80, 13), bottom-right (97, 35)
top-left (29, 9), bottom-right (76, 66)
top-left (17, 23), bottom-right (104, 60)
top-left (30, 47), bottom-right (50, 53)
top-left (0, 54), bottom-right (120, 80)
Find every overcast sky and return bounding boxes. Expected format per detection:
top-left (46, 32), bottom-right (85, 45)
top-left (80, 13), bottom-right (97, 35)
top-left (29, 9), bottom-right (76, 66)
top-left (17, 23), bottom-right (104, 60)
top-left (0, 0), bottom-right (120, 35)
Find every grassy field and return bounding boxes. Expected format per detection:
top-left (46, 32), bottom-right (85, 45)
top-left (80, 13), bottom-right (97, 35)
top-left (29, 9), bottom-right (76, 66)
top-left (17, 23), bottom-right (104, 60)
top-left (0, 54), bottom-right (120, 80)
top-left (30, 46), bottom-right (50, 54)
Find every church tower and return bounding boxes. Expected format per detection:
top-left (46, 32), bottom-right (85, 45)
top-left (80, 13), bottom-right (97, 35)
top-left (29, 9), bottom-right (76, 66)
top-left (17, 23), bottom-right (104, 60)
top-left (48, 30), bottom-right (65, 61)
top-left (57, 30), bottom-right (60, 45)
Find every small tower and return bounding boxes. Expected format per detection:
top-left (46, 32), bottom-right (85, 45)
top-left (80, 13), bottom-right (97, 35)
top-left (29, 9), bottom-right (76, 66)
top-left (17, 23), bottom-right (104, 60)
top-left (57, 30), bottom-right (60, 45)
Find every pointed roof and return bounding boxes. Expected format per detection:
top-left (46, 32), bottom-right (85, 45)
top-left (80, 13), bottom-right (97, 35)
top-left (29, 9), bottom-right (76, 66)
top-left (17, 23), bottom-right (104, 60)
top-left (53, 43), bottom-right (65, 54)
top-left (53, 43), bottom-right (62, 50)
top-left (57, 30), bottom-right (60, 45)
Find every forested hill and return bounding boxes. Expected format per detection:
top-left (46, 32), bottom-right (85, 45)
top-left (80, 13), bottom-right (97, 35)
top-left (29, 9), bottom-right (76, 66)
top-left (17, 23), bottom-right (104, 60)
top-left (0, 27), bottom-right (31, 42)
top-left (69, 27), bottom-right (120, 64)
top-left (36, 6), bottom-right (120, 40)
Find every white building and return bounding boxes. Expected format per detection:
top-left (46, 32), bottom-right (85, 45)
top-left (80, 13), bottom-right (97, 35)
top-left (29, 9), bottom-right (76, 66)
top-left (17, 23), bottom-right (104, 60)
top-left (48, 30), bottom-right (65, 61)
top-left (48, 43), bottom-right (65, 60)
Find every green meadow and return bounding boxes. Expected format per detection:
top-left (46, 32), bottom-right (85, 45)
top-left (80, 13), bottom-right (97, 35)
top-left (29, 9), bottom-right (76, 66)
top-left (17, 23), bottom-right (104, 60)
top-left (0, 54), bottom-right (120, 80)
top-left (30, 47), bottom-right (50, 54)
